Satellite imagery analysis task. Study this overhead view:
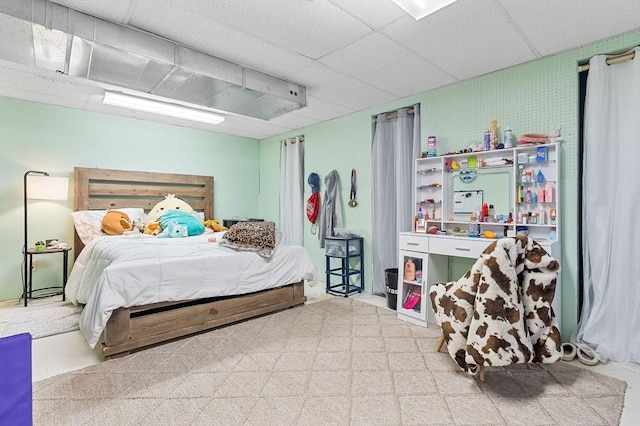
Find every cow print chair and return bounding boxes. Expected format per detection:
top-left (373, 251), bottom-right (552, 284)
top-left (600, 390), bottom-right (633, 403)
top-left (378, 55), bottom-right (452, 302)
top-left (429, 236), bottom-right (562, 381)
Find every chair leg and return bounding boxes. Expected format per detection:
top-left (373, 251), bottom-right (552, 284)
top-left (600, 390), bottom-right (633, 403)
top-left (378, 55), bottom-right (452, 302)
top-left (435, 335), bottom-right (445, 353)
top-left (479, 364), bottom-right (486, 382)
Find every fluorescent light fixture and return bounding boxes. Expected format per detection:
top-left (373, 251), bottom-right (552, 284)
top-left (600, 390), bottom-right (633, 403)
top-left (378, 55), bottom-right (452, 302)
top-left (102, 91), bottom-right (225, 125)
top-left (390, 0), bottom-right (458, 20)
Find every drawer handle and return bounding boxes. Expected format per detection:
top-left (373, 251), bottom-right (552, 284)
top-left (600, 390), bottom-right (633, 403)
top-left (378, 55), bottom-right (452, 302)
top-left (455, 247), bottom-right (471, 251)
top-left (406, 242), bottom-right (419, 246)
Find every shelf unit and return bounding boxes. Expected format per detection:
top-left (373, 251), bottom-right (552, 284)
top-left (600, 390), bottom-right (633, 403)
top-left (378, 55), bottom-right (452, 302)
top-left (414, 142), bottom-right (560, 243)
top-left (325, 236), bottom-right (364, 297)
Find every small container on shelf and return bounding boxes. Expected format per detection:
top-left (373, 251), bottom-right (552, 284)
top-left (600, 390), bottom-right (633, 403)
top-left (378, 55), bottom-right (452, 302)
top-left (426, 136), bottom-right (437, 157)
top-left (325, 237), bottom-right (361, 257)
top-left (468, 215), bottom-right (480, 237)
top-left (536, 147), bottom-right (548, 163)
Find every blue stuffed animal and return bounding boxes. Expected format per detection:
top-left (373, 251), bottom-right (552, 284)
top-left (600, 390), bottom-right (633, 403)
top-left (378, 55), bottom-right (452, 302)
top-left (157, 223), bottom-right (189, 238)
top-left (159, 210), bottom-right (205, 236)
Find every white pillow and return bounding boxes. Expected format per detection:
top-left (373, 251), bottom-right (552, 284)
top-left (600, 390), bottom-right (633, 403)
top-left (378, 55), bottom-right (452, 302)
top-left (71, 208), bottom-right (147, 245)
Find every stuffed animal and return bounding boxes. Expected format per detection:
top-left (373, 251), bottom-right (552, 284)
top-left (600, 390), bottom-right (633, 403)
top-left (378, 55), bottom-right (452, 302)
top-left (147, 194), bottom-right (195, 222)
top-left (548, 126), bottom-right (564, 143)
top-left (101, 210), bottom-right (132, 235)
top-left (123, 219), bottom-right (146, 235)
top-left (157, 223), bottom-right (189, 238)
top-left (203, 219), bottom-right (228, 232)
top-left (144, 221), bottom-right (161, 235)
top-left (159, 210), bottom-right (205, 236)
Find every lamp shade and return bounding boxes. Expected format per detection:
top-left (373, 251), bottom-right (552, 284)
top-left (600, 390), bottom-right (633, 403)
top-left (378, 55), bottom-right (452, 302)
top-left (26, 175), bottom-right (69, 201)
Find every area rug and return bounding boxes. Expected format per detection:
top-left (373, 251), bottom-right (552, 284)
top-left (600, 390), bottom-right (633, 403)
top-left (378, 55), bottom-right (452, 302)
top-left (0, 305), bottom-right (81, 339)
top-left (32, 298), bottom-right (626, 425)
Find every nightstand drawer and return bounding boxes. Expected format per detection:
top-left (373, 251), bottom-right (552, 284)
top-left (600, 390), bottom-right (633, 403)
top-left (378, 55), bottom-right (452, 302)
top-left (399, 233), bottom-right (429, 252)
top-left (428, 237), bottom-right (489, 259)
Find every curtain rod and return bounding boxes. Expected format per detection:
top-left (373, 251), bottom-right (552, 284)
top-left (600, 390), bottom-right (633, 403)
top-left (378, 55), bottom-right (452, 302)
top-left (372, 108), bottom-right (415, 123)
top-left (281, 135), bottom-right (304, 144)
top-left (578, 50), bottom-right (636, 72)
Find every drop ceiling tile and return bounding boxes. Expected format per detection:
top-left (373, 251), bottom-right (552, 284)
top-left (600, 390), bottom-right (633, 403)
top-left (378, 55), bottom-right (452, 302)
top-left (358, 54), bottom-right (457, 98)
top-left (268, 112), bottom-right (320, 130)
top-left (328, 0), bottom-right (406, 28)
top-left (51, 0), bottom-right (134, 24)
top-left (319, 33), bottom-right (409, 76)
top-left (124, 3), bottom-right (312, 82)
top-left (0, 60), bottom-right (95, 101)
top-left (153, 0), bottom-right (372, 60)
top-left (382, 1), bottom-right (537, 80)
top-left (290, 62), bottom-right (397, 111)
top-left (215, 115), bottom-right (293, 140)
top-left (498, 0), bottom-right (640, 56)
top-left (292, 95), bottom-right (356, 122)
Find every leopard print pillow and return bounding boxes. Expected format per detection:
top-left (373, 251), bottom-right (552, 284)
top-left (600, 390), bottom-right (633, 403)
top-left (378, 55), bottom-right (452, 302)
top-left (219, 221), bottom-right (278, 257)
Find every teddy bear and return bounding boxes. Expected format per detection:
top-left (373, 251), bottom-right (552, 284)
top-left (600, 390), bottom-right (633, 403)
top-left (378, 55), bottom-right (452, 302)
top-left (101, 210), bottom-right (132, 235)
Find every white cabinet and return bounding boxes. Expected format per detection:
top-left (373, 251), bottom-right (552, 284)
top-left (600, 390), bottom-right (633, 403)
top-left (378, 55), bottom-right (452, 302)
top-left (397, 233), bottom-right (448, 327)
top-left (397, 232), bottom-right (562, 329)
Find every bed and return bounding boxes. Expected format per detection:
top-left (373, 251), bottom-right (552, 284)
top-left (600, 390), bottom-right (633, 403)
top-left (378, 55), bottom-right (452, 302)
top-left (68, 167), bottom-right (315, 359)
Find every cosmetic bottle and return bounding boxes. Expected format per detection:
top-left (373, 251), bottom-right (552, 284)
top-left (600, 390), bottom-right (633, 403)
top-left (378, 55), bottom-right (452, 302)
top-left (503, 128), bottom-right (513, 149)
top-left (545, 183), bottom-right (554, 203)
top-left (468, 215), bottom-right (480, 237)
top-left (490, 120), bottom-right (499, 150)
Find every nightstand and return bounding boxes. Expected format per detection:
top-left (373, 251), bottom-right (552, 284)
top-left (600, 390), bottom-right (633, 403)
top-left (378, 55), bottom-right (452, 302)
top-left (23, 247), bottom-right (72, 306)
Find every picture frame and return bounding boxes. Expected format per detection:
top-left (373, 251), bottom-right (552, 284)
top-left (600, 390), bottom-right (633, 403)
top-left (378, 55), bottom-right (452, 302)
top-left (415, 218), bottom-right (427, 233)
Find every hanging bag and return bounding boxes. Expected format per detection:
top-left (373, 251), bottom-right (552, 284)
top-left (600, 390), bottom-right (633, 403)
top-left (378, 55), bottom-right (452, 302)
top-left (306, 173), bottom-right (321, 234)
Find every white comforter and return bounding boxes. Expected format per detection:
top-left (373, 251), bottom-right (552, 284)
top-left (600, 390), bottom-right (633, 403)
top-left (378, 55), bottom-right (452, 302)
top-left (66, 232), bottom-right (318, 348)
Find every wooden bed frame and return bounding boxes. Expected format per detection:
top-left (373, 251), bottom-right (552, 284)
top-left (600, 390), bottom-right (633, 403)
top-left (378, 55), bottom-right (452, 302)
top-left (73, 167), bottom-right (306, 359)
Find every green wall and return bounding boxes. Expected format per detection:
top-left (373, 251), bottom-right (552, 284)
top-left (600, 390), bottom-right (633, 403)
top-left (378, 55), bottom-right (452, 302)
top-left (259, 30), bottom-right (640, 338)
top-left (0, 98), bottom-right (260, 301)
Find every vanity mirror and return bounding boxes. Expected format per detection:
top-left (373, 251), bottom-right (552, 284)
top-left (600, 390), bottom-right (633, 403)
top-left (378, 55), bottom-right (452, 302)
top-left (451, 169), bottom-right (511, 221)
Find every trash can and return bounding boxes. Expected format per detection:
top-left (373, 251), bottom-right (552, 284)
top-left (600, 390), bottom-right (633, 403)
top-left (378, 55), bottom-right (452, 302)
top-left (385, 268), bottom-right (399, 310)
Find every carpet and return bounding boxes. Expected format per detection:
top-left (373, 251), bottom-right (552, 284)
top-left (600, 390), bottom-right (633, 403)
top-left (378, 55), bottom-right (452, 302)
top-left (32, 298), bottom-right (626, 425)
top-left (0, 305), bottom-right (81, 339)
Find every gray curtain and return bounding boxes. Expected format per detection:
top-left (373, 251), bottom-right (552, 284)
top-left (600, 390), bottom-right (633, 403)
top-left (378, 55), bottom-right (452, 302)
top-left (279, 136), bottom-right (305, 246)
top-left (573, 48), bottom-right (640, 363)
top-left (371, 105), bottom-right (421, 295)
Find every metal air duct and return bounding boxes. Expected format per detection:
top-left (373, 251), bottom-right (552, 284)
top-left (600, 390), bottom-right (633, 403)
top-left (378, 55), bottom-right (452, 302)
top-left (0, 0), bottom-right (307, 120)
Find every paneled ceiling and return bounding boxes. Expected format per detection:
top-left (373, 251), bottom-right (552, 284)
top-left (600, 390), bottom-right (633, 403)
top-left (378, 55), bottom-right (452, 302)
top-left (1, 0), bottom-right (639, 140)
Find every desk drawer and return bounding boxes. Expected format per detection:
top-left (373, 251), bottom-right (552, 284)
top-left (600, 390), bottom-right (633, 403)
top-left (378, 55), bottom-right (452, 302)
top-left (399, 233), bottom-right (429, 252)
top-left (428, 237), bottom-right (490, 259)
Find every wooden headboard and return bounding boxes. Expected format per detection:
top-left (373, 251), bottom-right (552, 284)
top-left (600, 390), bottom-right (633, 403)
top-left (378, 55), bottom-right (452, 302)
top-left (74, 167), bottom-right (213, 254)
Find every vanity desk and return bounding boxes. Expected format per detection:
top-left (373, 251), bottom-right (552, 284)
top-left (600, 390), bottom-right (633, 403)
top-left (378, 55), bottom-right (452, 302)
top-left (398, 142), bottom-right (562, 328)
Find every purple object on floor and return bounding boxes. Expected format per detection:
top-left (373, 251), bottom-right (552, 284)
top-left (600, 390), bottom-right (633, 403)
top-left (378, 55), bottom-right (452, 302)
top-left (0, 333), bottom-right (32, 426)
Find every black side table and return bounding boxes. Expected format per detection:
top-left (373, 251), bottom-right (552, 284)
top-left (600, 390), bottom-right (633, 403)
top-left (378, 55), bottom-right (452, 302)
top-left (23, 247), bottom-right (72, 306)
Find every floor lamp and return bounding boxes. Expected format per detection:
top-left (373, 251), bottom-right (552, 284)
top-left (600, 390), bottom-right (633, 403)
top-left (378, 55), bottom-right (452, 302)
top-left (23, 171), bottom-right (69, 307)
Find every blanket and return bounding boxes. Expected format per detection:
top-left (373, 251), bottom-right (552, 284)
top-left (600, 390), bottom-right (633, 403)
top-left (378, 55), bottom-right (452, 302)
top-left (430, 236), bottom-right (562, 376)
